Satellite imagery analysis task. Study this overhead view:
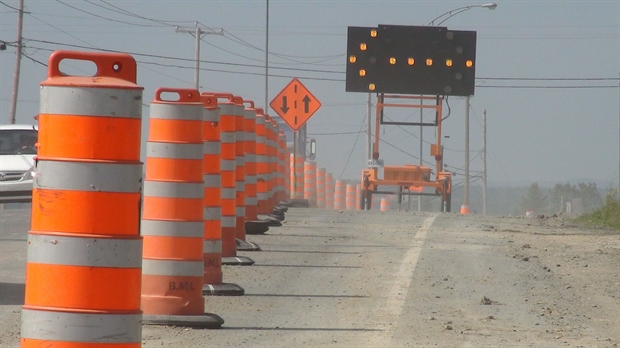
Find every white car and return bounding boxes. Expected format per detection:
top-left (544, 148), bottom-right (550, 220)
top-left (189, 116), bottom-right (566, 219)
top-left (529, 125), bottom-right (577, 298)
top-left (0, 124), bottom-right (38, 203)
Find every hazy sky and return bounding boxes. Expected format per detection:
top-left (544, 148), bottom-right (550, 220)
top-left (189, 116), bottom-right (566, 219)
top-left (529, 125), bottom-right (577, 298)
top-left (1, 0), bottom-right (619, 188)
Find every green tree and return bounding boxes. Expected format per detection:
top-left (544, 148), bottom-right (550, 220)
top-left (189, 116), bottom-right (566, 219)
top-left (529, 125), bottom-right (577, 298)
top-left (576, 182), bottom-right (603, 212)
top-left (518, 182), bottom-right (548, 214)
top-left (549, 182), bottom-right (603, 213)
top-left (549, 183), bottom-right (577, 212)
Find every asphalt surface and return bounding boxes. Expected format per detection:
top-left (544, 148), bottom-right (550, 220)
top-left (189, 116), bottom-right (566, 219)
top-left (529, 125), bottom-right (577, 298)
top-left (1, 205), bottom-right (618, 347)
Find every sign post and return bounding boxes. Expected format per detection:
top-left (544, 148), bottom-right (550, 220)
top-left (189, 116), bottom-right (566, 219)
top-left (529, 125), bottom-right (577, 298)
top-left (270, 78), bottom-right (321, 200)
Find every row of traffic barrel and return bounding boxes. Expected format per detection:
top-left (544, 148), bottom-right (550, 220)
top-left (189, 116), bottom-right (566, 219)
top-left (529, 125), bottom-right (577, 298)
top-left (21, 51), bottom-right (297, 347)
top-left (295, 163), bottom-right (392, 212)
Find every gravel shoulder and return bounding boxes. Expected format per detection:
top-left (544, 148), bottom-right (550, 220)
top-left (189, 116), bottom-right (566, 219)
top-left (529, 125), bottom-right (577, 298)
top-left (1, 207), bottom-right (618, 347)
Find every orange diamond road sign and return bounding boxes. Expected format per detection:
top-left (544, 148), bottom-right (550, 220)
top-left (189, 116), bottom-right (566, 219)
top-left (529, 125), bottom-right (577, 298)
top-left (270, 78), bottom-right (321, 131)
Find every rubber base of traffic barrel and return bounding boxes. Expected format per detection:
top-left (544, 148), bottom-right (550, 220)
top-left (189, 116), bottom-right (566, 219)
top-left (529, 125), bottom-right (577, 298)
top-left (287, 199), bottom-right (310, 208)
top-left (271, 211), bottom-right (285, 220)
top-left (275, 204), bottom-right (289, 212)
top-left (202, 283), bottom-right (245, 296)
top-left (142, 313), bottom-right (224, 328)
top-left (258, 215), bottom-right (282, 227)
top-left (236, 238), bottom-right (261, 251)
top-left (245, 220), bottom-right (270, 235)
top-left (222, 255), bottom-right (255, 266)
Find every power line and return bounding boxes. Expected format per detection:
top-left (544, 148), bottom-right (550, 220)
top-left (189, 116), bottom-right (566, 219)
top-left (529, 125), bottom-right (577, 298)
top-left (338, 113), bottom-right (366, 180)
top-left (0, 0), bottom-right (25, 12)
top-left (54, 0), bottom-right (165, 27)
top-left (308, 131), bottom-right (365, 136)
top-left (24, 38), bottom-right (344, 75)
top-left (478, 85), bottom-right (619, 89)
top-left (479, 77), bottom-right (620, 81)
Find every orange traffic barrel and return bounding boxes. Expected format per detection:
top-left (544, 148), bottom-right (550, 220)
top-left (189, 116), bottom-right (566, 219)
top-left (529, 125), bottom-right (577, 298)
top-left (277, 130), bottom-right (287, 204)
top-left (380, 196), bottom-right (391, 212)
top-left (283, 137), bottom-right (291, 201)
top-left (208, 93), bottom-right (254, 266)
top-left (239, 100), bottom-right (268, 240)
top-left (334, 179), bottom-right (346, 211)
top-left (232, 96), bottom-right (252, 250)
top-left (316, 167), bottom-right (326, 208)
top-left (243, 101), bottom-right (258, 222)
top-left (289, 153), bottom-right (295, 198)
top-left (265, 116), bottom-right (276, 211)
top-left (200, 94), bottom-right (244, 296)
top-left (265, 117), bottom-right (286, 221)
top-left (346, 183), bottom-right (356, 211)
top-left (325, 173), bottom-right (334, 209)
top-left (22, 51), bottom-right (144, 347)
top-left (460, 204), bottom-right (470, 215)
top-left (252, 111), bottom-right (282, 225)
top-left (304, 161), bottom-right (317, 207)
top-left (290, 153), bottom-right (305, 200)
top-left (141, 88), bottom-right (223, 327)
top-left (355, 184), bottom-right (362, 210)
top-left (295, 155), bottom-right (305, 199)
top-left (255, 112), bottom-right (269, 214)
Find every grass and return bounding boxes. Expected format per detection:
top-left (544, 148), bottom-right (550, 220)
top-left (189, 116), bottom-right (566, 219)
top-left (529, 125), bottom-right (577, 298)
top-left (577, 193), bottom-right (620, 230)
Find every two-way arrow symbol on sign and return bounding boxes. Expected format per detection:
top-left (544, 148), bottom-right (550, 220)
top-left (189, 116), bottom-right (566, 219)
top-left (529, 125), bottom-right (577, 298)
top-left (270, 78), bottom-right (321, 131)
top-left (302, 95), bottom-right (311, 113)
top-left (280, 96), bottom-right (289, 114)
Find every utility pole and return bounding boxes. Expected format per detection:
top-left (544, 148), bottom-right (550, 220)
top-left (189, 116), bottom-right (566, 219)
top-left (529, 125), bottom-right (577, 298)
top-left (366, 93), bottom-right (372, 166)
top-left (9, 0), bottom-right (25, 124)
top-left (463, 95), bottom-right (470, 214)
top-left (482, 109), bottom-right (487, 215)
top-left (176, 23), bottom-right (223, 91)
top-left (265, 0), bottom-right (269, 111)
top-left (418, 98), bottom-right (423, 212)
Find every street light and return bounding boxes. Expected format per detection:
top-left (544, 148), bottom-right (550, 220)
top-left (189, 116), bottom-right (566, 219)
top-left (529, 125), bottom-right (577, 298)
top-left (428, 3), bottom-right (497, 26)
top-left (426, 3), bottom-right (497, 215)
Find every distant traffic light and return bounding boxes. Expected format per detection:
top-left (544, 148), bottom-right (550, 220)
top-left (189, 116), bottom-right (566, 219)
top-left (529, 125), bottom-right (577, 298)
top-left (345, 24), bottom-right (477, 96)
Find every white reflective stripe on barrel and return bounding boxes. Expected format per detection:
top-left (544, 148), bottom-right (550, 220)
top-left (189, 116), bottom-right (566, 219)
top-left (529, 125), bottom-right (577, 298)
top-left (21, 309), bottom-right (142, 342)
top-left (147, 142), bottom-right (203, 160)
top-left (34, 161), bottom-right (142, 192)
top-left (219, 104), bottom-right (235, 115)
top-left (245, 196), bottom-right (257, 205)
top-left (221, 216), bottom-right (235, 227)
top-left (40, 87), bottom-right (142, 118)
top-left (204, 207), bottom-right (222, 220)
top-left (204, 108), bottom-right (219, 122)
top-left (142, 259), bottom-right (203, 276)
top-left (203, 142), bottom-right (221, 155)
top-left (220, 132), bottom-right (235, 144)
top-left (150, 103), bottom-right (202, 121)
top-left (143, 181), bottom-right (203, 199)
top-left (203, 174), bottom-right (220, 187)
top-left (203, 240), bottom-right (222, 253)
top-left (26, 234), bottom-right (142, 267)
top-left (221, 188), bottom-right (236, 200)
top-left (141, 220), bottom-right (203, 237)
top-left (221, 160), bottom-right (236, 171)
top-left (246, 175), bottom-right (257, 185)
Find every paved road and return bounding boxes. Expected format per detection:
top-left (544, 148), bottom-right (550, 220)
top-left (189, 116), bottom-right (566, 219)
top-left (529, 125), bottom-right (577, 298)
top-left (1, 206), bottom-right (618, 347)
